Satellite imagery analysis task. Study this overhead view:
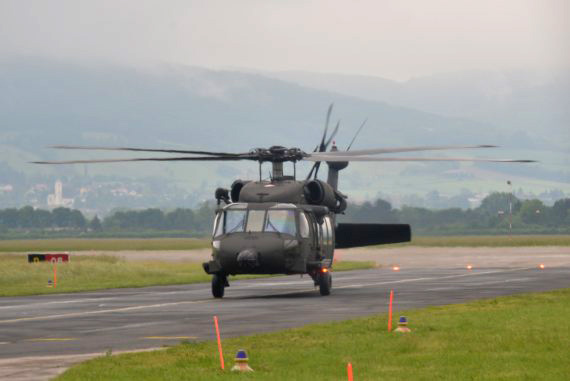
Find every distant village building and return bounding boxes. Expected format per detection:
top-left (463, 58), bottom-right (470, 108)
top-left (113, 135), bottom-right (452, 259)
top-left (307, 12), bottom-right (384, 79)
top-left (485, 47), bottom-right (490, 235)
top-left (468, 192), bottom-right (489, 209)
top-left (47, 180), bottom-right (74, 208)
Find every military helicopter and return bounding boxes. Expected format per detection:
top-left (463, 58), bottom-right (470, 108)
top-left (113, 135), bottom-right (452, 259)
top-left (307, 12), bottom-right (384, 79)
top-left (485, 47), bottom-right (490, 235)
top-left (34, 105), bottom-right (534, 297)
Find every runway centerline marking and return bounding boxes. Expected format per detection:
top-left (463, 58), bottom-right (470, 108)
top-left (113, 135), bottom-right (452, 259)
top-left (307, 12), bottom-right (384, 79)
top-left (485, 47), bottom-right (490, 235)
top-left (143, 336), bottom-right (197, 340)
top-left (0, 300), bottom-right (210, 325)
top-left (80, 322), bottom-right (165, 334)
top-left (227, 267), bottom-right (536, 298)
top-left (0, 297), bottom-right (121, 310)
top-left (333, 267), bottom-right (535, 290)
top-left (25, 338), bottom-right (77, 342)
top-left (0, 267), bottom-right (537, 324)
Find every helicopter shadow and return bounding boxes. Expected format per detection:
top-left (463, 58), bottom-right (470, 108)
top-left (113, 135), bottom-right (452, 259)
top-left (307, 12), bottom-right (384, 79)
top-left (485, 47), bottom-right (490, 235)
top-left (228, 289), bottom-right (323, 300)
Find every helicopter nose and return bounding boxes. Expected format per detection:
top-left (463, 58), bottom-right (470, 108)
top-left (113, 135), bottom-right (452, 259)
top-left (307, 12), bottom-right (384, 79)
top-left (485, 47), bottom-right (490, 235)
top-left (236, 248), bottom-right (260, 270)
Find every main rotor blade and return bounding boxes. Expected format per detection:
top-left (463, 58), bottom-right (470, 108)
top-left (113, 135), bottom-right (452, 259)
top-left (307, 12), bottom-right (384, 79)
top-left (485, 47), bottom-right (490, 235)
top-left (306, 164), bottom-right (317, 180)
top-left (324, 120), bottom-right (340, 148)
top-left (308, 103), bottom-right (334, 180)
top-left (347, 118), bottom-right (367, 151)
top-left (306, 155), bottom-right (536, 163)
top-left (49, 145), bottom-right (246, 156)
top-left (313, 119), bottom-right (341, 179)
top-left (319, 103), bottom-right (334, 152)
top-left (309, 144), bottom-right (498, 157)
top-left (32, 155), bottom-right (257, 165)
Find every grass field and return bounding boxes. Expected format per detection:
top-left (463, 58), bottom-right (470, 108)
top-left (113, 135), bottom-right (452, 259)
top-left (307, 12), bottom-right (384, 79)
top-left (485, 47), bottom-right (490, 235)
top-left (0, 235), bottom-right (568, 253)
top-left (398, 234), bottom-right (570, 247)
top-left (0, 238), bottom-right (211, 252)
top-left (57, 288), bottom-right (570, 381)
top-left (0, 254), bottom-right (375, 297)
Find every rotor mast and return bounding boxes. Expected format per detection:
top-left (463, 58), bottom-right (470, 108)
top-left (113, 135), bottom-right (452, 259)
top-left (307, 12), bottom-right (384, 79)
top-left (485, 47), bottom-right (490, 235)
top-left (254, 146), bottom-right (304, 181)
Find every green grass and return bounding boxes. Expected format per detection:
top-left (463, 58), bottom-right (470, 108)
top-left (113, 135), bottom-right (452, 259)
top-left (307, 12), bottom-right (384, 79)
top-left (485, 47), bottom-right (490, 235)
top-left (0, 238), bottom-right (211, 252)
top-left (388, 234), bottom-right (570, 248)
top-left (0, 235), bottom-right (568, 253)
top-left (0, 254), bottom-right (374, 297)
top-left (57, 288), bottom-right (570, 381)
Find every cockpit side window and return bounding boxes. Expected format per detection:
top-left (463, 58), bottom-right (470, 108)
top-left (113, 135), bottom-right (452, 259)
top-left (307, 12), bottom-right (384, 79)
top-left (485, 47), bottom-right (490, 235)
top-left (224, 210), bottom-right (246, 234)
top-left (265, 210), bottom-right (296, 235)
top-left (213, 212), bottom-right (223, 238)
top-left (299, 212), bottom-right (310, 238)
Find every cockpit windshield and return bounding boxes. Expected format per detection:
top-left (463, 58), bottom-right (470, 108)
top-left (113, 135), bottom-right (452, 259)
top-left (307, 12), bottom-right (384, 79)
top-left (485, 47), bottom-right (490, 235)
top-left (265, 210), bottom-right (296, 235)
top-left (246, 210), bottom-right (265, 232)
top-left (213, 206), bottom-right (298, 236)
top-left (225, 210), bottom-right (246, 233)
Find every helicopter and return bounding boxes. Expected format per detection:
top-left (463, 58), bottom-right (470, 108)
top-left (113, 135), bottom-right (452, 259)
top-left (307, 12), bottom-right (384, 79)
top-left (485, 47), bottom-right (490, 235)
top-left (34, 105), bottom-right (535, 297)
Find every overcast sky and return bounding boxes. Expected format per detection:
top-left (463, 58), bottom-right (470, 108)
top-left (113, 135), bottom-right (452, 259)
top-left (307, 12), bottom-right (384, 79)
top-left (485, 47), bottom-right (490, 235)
top-left (1, 0), bottom-right (568, 80)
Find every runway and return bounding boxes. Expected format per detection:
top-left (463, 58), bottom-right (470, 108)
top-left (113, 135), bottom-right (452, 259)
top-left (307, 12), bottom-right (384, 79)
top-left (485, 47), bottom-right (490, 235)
top-left (1, 264), bottom-right (570, 379)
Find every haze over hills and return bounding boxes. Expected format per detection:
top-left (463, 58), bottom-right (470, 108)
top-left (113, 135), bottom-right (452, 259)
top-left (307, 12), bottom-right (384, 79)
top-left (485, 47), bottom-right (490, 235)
top-left (0, 58), bottom-right (568, 212)
top-left (3, 59), bottom-right (531, 151)
top-left (263, 69), bottom-right (570, 153)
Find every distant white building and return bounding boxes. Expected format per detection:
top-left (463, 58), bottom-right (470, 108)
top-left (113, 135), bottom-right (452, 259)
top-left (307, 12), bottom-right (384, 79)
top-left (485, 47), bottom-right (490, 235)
top-left (47, 180), bottom-right (74, 208)
top-left (468, 192), bottom-right (489, 209)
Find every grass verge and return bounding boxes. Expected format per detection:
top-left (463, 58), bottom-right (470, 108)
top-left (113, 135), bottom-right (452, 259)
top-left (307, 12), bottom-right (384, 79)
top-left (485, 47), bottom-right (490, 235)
top-left (0, 254), bottom-right (375, 297)
top-left (390, 234), bottom-right (570, 247)
top-left (57, 288), bottom-right (570, 381)
top-left (1, 235), bottom-right (568, 253)
top-left (0, 238), bottom-right (211, 252)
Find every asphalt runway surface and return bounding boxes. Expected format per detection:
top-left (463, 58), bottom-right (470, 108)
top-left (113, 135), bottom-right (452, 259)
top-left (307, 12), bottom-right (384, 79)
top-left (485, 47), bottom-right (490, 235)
top-left (1, 264), bottom-right (570, 380)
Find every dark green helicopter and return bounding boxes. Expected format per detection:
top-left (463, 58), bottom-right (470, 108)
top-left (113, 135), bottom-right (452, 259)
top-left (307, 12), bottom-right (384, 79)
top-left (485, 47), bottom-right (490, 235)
top-left (34, 105), bottom-right (534, 297)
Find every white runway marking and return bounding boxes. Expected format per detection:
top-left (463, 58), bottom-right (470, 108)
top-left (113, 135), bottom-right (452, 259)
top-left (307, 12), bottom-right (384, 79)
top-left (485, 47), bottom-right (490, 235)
top-left (334, 267), bottom-right (534, 291)
top-left (244, 280), bottom-right (312, 287)
top-left (0, 267), bottom-right (536, 325)
top-left (80, 321), bottom-right (165, 334)
top-left (0, 297), bottom-right (119, 310)
top-left (0, 300), bottom-right (210, 325)
top-left (462, 278), bottom-right (532, 286)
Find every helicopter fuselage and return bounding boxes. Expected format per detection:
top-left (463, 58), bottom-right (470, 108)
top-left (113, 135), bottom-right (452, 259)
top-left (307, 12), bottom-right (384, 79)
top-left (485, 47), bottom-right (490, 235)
top-left (203, 200), bottom-right (335, 277)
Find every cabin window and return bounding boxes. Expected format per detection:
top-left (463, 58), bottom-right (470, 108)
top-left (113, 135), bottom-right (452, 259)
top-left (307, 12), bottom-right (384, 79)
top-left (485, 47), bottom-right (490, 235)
top-left (265, 210), bottom-right (296, 235)
top-left (299, 212), bottom-right (310, 238)
top-left (224, 210), bottom-right (246, 234)
top-left (324, 217), bottom-right (333, 246)
top-left (246, 210), bottom-right (265, 232)
top-left (321, 219), bottom-right (330, 247)
top-left (213, 212), bottom-right (223, 237)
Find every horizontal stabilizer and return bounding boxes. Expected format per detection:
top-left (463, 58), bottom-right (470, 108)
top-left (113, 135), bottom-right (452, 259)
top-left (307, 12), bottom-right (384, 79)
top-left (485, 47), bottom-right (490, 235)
top-left (335, 223), bottom-right (411, 249)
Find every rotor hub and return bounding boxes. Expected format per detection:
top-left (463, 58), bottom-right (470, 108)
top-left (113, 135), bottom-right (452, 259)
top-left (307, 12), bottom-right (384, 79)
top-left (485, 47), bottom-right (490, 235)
top-left (250, 146), bottom-right (305, 163)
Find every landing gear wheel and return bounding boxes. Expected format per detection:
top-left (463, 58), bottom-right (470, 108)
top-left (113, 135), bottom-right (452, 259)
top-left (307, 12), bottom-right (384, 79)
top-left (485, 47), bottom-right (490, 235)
top-left (318, 271), bottom-right (332, 296)
top-left (212, 274), bottom-right (226, 298)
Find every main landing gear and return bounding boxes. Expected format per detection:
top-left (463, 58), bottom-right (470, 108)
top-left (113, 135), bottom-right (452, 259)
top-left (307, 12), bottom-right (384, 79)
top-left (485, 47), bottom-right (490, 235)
top-left (212, 273), bottom-right (229, 298)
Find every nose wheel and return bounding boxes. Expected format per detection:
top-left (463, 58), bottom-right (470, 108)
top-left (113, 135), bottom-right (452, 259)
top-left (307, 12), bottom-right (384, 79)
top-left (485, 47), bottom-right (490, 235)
top-left (212, 274), bottom-right (229, 298)
top-left (318, 271), bottom-right (332, 296)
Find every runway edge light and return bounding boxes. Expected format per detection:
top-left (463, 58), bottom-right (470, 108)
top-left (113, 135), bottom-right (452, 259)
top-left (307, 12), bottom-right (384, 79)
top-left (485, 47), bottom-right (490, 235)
top-left (394, 316), bottom-right (411, 333)
top-left (539, 264), bottom-right (545, 270)
top-left (231, 349), bottom-right (253, 372)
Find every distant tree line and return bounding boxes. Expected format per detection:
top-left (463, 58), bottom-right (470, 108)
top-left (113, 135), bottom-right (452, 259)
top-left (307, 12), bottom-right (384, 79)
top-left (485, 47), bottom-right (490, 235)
top-left (340, 193), bottom-right (570, 234)
top-left (0, 203), bottom-right (217, 236)
top-left (0, 206), bottom-right (88, 231)
top-left (0, 194), bottom-right (569, 237)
